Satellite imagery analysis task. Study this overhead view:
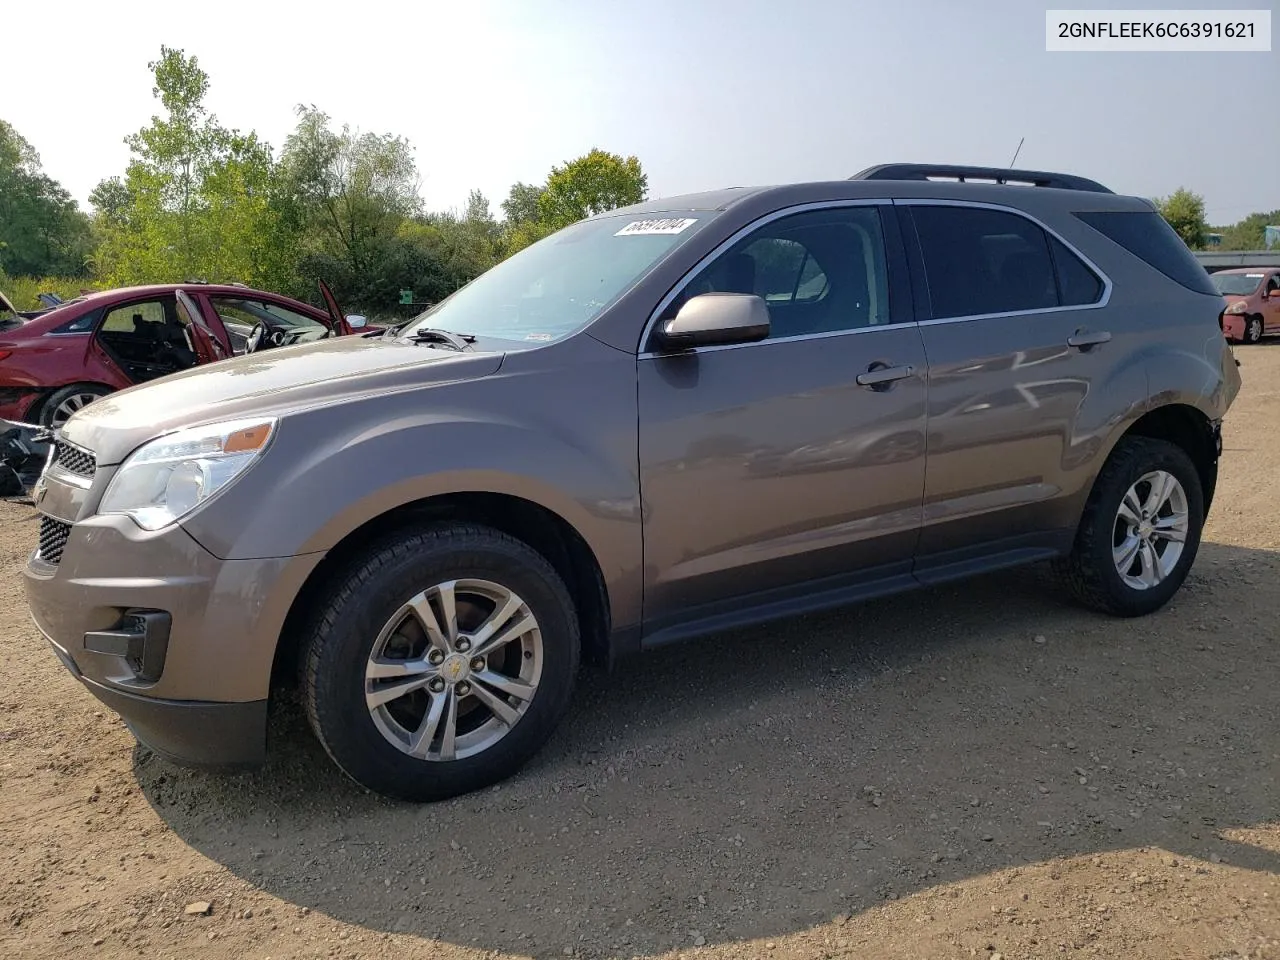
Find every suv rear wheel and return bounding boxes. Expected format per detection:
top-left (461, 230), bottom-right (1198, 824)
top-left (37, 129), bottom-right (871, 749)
top-left (1056, 436), bottom-right (1204, 617)
top-left (301, 523), bottom-right (580, 802)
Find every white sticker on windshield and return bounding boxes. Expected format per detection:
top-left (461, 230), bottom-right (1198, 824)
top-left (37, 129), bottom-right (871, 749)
top-left (1246, 273), bottom-right (1264, 278)
top-left (615, 217), bottom-right (698, 236)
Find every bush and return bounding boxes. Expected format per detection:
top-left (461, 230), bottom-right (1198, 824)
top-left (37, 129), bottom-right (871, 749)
top-left (0, 270), bottom-right (99, 310)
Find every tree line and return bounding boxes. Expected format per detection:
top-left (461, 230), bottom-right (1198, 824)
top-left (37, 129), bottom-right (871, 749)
top-left (0, 46), bottom-right (648, 316)
top-left (1153, 187), bottom-right (1276, 252)
top-left (1, 45), bottom-right (1275, 315)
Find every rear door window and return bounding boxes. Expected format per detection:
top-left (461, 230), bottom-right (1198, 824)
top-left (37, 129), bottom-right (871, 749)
top-left (101, 300), bottom-right (168, 333)
top-left (911, 206), bottom-right (1059, 319)
top-left (1048, 235), bottom-right (1104, 306)
top-left (911, 205), bottom-right (1106, 319)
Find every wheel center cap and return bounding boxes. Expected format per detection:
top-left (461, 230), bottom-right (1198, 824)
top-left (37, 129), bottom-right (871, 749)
top-left (1138, 519), bottom-right (1154, 539)
top-left (440, 654), bottom-right (469, 685)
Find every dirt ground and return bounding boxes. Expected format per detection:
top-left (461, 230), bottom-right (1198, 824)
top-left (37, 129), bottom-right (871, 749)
top-left (1, 347), bottom-right (1278, 960)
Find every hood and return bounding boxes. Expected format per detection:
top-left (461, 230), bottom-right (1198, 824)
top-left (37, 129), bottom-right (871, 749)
top-left (61, 335), bottom-right (504, 465)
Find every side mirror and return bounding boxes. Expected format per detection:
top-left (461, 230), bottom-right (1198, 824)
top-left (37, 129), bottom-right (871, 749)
top-left (345, 314), bottom-right (368, 329)
top-left (655, 293), bottom-right (770, 351)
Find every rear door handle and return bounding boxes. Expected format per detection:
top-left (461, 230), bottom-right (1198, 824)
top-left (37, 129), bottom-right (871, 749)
top-left (1066, 330), bottom-right (1111, 349)
top-left (856, 364), bottom-right (915, 388)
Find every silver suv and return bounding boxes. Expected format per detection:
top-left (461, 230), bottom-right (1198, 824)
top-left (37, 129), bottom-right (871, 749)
top-left (23, 164), bottom-right (1241, 801)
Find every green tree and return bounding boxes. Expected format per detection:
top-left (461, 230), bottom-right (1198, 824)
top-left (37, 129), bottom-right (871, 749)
top-left (0, 119), bottom-right (93, 277)
top-left (500, 181), bottom-right (544, 225)
top-left (1153, 187), bottom-right (1208, 249)
top-left (537, 148), bottom-right (648, 229)
top-left (1214, 209), bottom-right (1280, 251)
top-left (92, 46), bottom-right (288, 286)
top-left (279, 104), bottom-right (421, 292)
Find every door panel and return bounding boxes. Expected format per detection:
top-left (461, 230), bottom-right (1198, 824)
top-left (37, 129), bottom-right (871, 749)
top-left (915, 315), bottom-right (1110, 556)
top-left (901, 201), bottom-right (1136, 561)
top-left (638, 330), bottom-right (927, 623)
top-left (637, 203), bottom-right (926, 629)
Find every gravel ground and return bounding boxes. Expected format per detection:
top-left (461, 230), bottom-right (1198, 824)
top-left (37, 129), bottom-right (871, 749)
top-left (1, 346), bottom-right (1278, 960)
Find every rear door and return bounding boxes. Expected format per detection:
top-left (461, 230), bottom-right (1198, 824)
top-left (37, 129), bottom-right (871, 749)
top-left (900, 201), bottom-right (1138, 573)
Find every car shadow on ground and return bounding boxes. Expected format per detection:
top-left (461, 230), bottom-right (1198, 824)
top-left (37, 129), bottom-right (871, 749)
top-left (134, 541), bottom-right (1280, 958)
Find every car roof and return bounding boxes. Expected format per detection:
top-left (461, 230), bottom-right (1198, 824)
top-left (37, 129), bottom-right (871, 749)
top-left (600, 178), bottom-right (1150, 221)
top-left (1215, 267), bottom-right (1278, 275)
top-left (78, 283), bottom-right (298, 300)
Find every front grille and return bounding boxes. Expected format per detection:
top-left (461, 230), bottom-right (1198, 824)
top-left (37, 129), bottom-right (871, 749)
top-left (37, 516), bottom-right (72, 565)
top-left (52, 439), bottom-right (96, 478)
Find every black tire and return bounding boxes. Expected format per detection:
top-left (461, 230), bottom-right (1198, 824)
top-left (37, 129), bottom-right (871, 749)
top-left (1054, 436), bottom-right (1204, 617)
top-left (38, 383), bottom-right (112, 428)
top-left (1242, 315), bottom-right (1264, 344)
top-left (301, 522), bottom-right (580, 802)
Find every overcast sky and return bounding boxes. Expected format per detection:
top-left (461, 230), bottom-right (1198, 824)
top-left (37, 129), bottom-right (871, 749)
top-left (5, 0), bottom-right (1278, 224)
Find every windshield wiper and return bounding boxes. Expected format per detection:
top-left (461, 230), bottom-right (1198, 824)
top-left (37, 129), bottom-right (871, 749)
top-left (406, 327), bottom-right (476, 351)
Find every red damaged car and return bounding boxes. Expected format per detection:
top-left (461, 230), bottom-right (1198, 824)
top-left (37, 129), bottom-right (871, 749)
top-left (0, 281), bottom-right (370, 427)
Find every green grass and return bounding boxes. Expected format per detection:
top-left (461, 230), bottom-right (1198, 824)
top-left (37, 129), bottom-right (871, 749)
top-left (0, 272), bottom-right (99, 310)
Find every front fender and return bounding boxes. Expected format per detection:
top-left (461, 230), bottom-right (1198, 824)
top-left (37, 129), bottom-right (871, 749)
top-left (181, 356), bottom-right (644, 630)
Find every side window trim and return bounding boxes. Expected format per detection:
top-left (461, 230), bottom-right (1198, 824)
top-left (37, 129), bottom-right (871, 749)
top-left (637, 199), bottom-right (909, 357)
top-left (893, 198), bottom-right (1112, 326)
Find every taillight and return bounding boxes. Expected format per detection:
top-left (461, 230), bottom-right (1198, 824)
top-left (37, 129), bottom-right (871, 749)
top-left (0, 350), bottom-right (11, 362)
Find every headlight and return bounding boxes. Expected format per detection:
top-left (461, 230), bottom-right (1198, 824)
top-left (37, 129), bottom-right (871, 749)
top-left (98, 418), bottom-right (277, 531)
top-left (1225, 301), bottom-right (1249, 314)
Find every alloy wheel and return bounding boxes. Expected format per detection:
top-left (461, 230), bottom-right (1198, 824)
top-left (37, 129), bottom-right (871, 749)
top-left (364, 579), bottom-right (543, 761)
top-left (1112, 470), bottom-right (1189, 590)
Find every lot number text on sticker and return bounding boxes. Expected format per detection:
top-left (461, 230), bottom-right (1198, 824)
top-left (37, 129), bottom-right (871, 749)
top-left (615, 218), bottom-right (698, 236)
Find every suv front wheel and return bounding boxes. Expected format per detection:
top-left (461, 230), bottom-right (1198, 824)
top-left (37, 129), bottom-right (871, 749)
top-left (1056, 436), bottom-right (1204, 617)
top-left (301, 523), bottom-right (580, 802)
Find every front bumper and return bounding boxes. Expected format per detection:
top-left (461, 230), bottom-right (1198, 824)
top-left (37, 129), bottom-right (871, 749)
top-left (23, 505), bottom-right (322, 768)
top-left (1222, 313), bottom-right (1246, 341)
top-left (43, 636), bottom-right (267, 768)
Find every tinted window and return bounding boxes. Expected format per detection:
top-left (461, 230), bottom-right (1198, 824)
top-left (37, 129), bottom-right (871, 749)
top-left (1048, 235), bottom-right (1104, 306)
top-left (1074, 210), bottom-right (1219, 296)
top-left (912, 206), bottom-right (1059, 319)
top-left (671, 206), bottom-right (890, 339)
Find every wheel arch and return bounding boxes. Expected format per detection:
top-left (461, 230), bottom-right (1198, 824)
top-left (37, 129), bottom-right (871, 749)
top-left (271, 491), bottom-right (612, 692)
top-left (1112, 402), bottom-right (1219, 513)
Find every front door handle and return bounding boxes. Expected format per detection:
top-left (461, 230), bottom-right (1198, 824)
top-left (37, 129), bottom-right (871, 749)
top-left (856, 363), bottom-right (915, 389)
top-left (1067, 330), bottom-right (1111, 349)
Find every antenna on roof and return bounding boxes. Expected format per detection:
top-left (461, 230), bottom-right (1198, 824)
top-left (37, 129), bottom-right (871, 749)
top-left (1009, 137), bottom-right (1025, 168)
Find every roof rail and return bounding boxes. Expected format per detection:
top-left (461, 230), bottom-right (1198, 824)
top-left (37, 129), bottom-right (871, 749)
top-left (851, 163), bottom-right (1113, 194)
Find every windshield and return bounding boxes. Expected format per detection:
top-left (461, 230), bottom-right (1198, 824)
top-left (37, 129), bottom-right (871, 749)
top-left (400, 213), bottom-right (712, 344)
top-left (1213, 273), bottom-right (1264, 296)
